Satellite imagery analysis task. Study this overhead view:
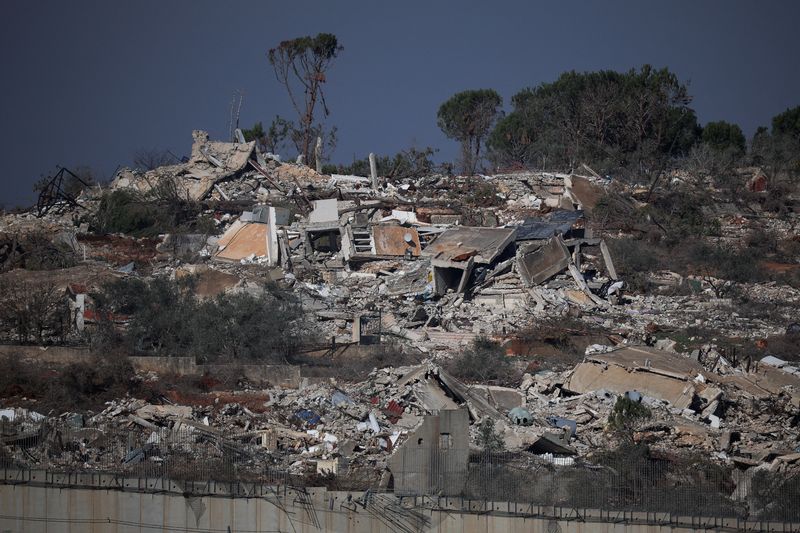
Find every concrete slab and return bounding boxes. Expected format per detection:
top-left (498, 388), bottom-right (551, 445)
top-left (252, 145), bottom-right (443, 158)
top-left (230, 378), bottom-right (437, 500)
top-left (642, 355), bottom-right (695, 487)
top-left (517, 236), bottom-right (571, 286)
top-left (309, 199), bottom-right (339, 223)
top-left (422, 227), bottom-right (515, 265)
top-left (215, 222), bottom-right (268, 261)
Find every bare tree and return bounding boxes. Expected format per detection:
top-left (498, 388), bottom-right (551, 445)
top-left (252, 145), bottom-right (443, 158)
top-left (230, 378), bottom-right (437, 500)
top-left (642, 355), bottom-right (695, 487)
top-left (268, 33), bottom-right (342, 166)
top-left (133, 148), bottom-right (178, 171)
top-left (0, 281), bottom-right (66, 344)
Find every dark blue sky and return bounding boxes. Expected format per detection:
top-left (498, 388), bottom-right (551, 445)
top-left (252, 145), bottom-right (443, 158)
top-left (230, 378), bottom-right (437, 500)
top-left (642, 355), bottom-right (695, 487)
top-left (2, 0), bottom-right (799, 208)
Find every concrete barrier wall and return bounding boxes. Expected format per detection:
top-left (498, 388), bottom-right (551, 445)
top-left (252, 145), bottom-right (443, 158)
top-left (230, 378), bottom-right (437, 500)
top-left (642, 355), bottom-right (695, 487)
top-left (0, 483), bottom-right (743, 533)
top-left (0, 344), bottom-right (92, 363)
top-left (202, 363), bottom-right (302, 387)
top-left (0, 471), bottom-right (783, 533)
top-left (0, 345), bottom-right (201, 376)
top-left (130, 355), bottom-right (198, 375)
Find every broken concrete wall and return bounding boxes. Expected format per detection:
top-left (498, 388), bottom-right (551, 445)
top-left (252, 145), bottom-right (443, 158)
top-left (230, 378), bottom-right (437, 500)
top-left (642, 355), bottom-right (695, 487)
top-left (388, 409), bottom-right (469, 495)
top-left (431, 259), bottom-right (473, 296)
top-left (371, 225), bottom-right (421, 257)
top-left (566, 360), bottom-right (696, 410)
top-left (514, 210), bottom-right (585, 242)
top-left (214, 221), bottom-right (268, 262)
top-left (0, 344), bottom-right (94, 364)
top-left (566, 175), bottom-right (605, 211)
top-left (422, 227), bottom-right (515, 265)
top-left (469, 385), bottom-right (525, 411)
top-left (213, 212), bottom-right (280, 266)
top-left (435, 368), bottom-right (506, 421)
top-left (305, 225), bottom-right (342, 256)
top-left (517, 235), bottom-right (571, 286)
top-left (308, 199), bottom-right (339, 224)
top-left (110, 130), bottom-right (255, 202)
top-left (129, 356), bottom-right (199, 376)
top-left (201, 364), bottom-right (302, 388)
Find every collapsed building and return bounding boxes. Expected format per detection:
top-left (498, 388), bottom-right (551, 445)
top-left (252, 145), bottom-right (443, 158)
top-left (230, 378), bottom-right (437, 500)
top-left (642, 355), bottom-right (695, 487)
top-left (2, 128), bottom-right (799, 520)
top-left (3, 345), bottom-right (800, 515)
top-left (6, 127), bottom-right (796, 355)
top-left (61, 129), bottom-right (626, 350)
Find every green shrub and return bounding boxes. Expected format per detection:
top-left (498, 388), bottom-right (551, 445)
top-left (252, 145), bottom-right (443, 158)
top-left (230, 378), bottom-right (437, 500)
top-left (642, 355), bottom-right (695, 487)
top-left (607, 237), bottom-right (661, 274)
top-left (647, 190), bottom-right (720, 244)
top-left (608, 234), bottom-right (767, 294)
top-left (92, 277), bottom-right (314, 362)
top-left (0, 231), bottom-right (76, 272)
top-left (54, 357), bottom-right (136, 408)
top-left (0, 355), bottom-right (136, 413)
top-left (594, 193), bottom-right (641, 232)
top-left (687, 241), bottom-right (763, 284)
top-left (476, 418), bottom-right (505, 452)
top-left (93, 181), bottom-right (210, 237)
top-left (94, 190), bottom-right (163, 236)
top-left (608, 395), bottom-right (651, 441)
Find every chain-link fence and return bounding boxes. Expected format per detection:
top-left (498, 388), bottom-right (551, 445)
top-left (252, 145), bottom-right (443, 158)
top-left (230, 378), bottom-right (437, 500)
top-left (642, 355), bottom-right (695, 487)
top-left (463, 452), bottom-right (740, 514)
top-left (466, 451), bottom-right (800, 522)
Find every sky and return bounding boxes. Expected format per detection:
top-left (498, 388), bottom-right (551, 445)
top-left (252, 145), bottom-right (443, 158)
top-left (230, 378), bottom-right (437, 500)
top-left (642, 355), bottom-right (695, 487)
top-left (1, 0), bottom-right (799, 208)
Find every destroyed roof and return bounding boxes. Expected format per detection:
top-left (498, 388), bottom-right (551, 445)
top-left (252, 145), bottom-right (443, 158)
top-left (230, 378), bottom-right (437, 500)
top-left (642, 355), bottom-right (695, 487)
top-left (565, 346), bottom-right (720, 411)
top-left (421, 227), bottom-right (516, 264)
top-left (586, 345), bottom-right (706, 376)
top-left (515, 210), bottom-right (585, 241)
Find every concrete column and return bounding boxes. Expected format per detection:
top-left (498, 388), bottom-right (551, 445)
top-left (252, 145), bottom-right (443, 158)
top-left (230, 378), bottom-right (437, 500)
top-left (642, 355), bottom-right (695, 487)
top-left (315, 136), bottom-right (323, 173)
top-left (369, 152), bottom-right (377, 188)
top-left (352, 314), bottom-right (362, 344)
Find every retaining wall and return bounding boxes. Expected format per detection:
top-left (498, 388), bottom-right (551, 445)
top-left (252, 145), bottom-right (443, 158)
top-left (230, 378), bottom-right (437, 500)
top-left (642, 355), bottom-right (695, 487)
top-left (0, 345), bottom-right (304, 386)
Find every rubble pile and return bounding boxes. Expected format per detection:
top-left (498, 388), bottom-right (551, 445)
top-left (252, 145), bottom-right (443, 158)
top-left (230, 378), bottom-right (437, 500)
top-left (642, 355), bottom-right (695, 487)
top-left (110, 130), bottom-right (256, 202)
top-left (1, 128), bottom-right (799, 495)
top-left (2, 346), bottom-right (800, 486)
